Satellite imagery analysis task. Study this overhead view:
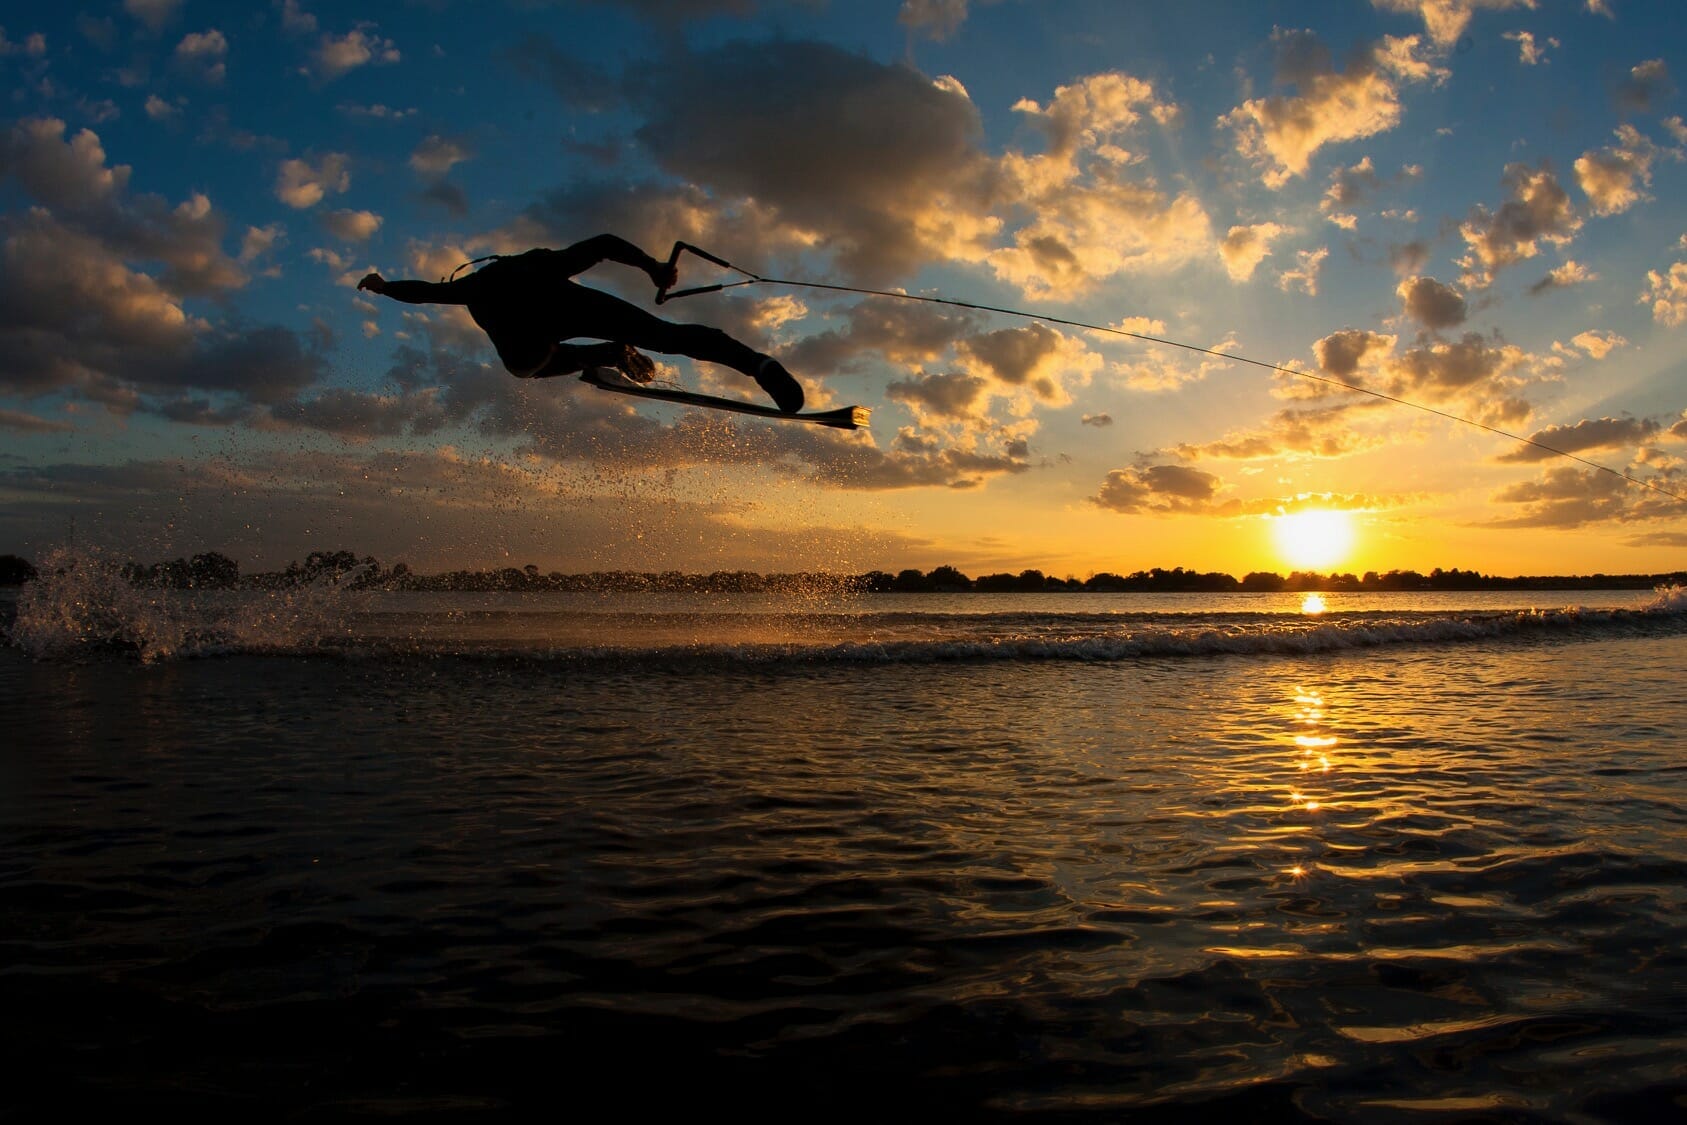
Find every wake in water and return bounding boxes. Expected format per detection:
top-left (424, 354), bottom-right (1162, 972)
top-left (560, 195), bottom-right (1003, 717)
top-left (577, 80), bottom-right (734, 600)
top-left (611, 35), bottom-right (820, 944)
top-left (5, 546), bottom-right (1683, 665)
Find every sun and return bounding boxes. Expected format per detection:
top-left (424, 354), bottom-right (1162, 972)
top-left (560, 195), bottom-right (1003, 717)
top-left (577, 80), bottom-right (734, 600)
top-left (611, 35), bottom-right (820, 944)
top-left (1271, 509), bottom-right (1357, 571)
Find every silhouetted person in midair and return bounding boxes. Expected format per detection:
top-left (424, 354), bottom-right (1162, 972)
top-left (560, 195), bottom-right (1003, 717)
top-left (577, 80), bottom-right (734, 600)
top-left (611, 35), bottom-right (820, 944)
top-left (357, 234), bottom-right (804, 412)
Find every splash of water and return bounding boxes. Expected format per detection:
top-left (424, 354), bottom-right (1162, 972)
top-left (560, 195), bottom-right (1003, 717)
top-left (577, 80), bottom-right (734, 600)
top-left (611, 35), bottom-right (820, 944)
top-left (7, 546), bottom-right (363, 661)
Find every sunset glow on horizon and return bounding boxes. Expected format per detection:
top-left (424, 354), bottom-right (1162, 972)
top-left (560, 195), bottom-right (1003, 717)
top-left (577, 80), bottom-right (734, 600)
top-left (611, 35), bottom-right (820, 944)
top-left (0, 2), bottom-right (1684, 578)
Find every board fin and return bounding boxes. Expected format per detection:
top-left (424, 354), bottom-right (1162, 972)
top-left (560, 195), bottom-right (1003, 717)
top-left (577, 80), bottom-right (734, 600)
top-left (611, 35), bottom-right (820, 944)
top-left (579, 367), bottom-right (869, 430)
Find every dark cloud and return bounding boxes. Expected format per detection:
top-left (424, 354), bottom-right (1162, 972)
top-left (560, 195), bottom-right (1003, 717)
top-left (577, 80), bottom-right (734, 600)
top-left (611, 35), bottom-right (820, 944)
top-left (1081, 413), bottom-right (1113, 427)
top-left (787, 300), bottom-right (980, 376)
top-left (898, 0), bottom-right (970, 42)
top-left (1397, 275), bottom-right (1467, 330)
top-left (0, 214), bottom-right (324, 408)
top-left (0, 408), bottom-right (74, 434)
top-left (420, 179), bottom-right (469, 217)
top-left (1458, 162), bottom-right (1581, 288)
top-left (630, 39), bottom-right (990, 285)
top-left (1388, 239), bottom-right (1431, 276)
top-left (885, 372), bottom-right (989, 419)
top-left (0, 116), bottom-right (246, 295)
top-left (957, 323), bottom-right (1061, 387)
top-left (507, 34), bottom-right (621, 112)
top-left (1495, 415), bottom-right (1663, 462)
top-left (1091, 464), bottom-right (1221, 513)
top-left (1488, 465), bottom-right (1631, 527)
top-left (1385, 333), bottom-right (1528, 401)
top-left (1314, 328), bottom-right (1394, 380)
top-left (1616, 58), bottom-right (1673, 113)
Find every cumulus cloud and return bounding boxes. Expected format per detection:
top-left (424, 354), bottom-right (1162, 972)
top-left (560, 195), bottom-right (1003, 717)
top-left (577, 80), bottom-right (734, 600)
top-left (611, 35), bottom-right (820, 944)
top-left (0, 119), bottom-right (328, 415)
top-left (1457, 162), bottom-right (1581, 288)
top-left (630, 44), bottom-right (1207, 299)
top-left (279, 0), bottom-right (317, 35)
top-left (173, 29), bottom-right (228, 84)
top-left (1528, 259), bottom-right (1597, 294)
top-left (885, 371), bottom-right (990, 420)
top-left (1640, 259), bottom-right (1687, 325)
top-left (0, 117), bottom-right (245, 294)
top-left (320, 208), bottom-right (381, 242)
top-left (1219, 222), bottom-right (1287, 281)
top-left (898, 0), bottom-right (970, 41)
top-left (1555, 329), bottom-right (1626, 358)
top-left (0, 28), bottom-right (47, 57)
top-left (1370, 0), bottom-right (1538, 47)
top-left (1278, 246), bottom-right (1329, 295)
top-left (308, 25), bottom-right (400, 82)
top-left (1223, 30), bottom-right (1444, 187)
top-left (124, 0), bottom-right (182, 32)
top-left (1389, 239), bottom-right (1431, 276)
top-left (0, 408), bottom-right (74, 434)
top-left (1616, 58), bottom-right (1673, 112)
top-left (1496, 415), bottom-right (1660, 461)
top-left (410, 134), bottom-right (472, 176)
top-left (420, 180), bottom-right (470, 218)
top-left (1091, 464), bottom-right (1222, 513)
top-left (238, 222), bottom-right (284, 263)
top-left (1320, 156), bottom-right (1382, 228)
top-left (788, 299), bottom-right (980, 375)
top-left (0, 214), bottom-right (322, 408)
top-left (1574, 124), bottom-right (1669, 216)
top-left (988, 72), bottom-right (1211, 296)
top-left (632, 40), bottom-right (997, 286)
top-left (1502, 29), bottom-right (1554, 65)
top-left (1299, 325), bottom-right (1538, 425)
top-left (987, 176), bottom-right (1211, 299)
top-left (1485, 464), bottom-right (1676, 528)
top-left (1397, 275), bottom-right (1467, 329)
top-left (275, 152), bottom-right (350, 208)
top-left (0, 116), bottom-right (130, 208)
top-left (1110, 336), bottom-right (1238, 392)
top-left (955, 322), bottom-right (1100, 409)
top-left (1170, 401), bottom-right (1390, 461)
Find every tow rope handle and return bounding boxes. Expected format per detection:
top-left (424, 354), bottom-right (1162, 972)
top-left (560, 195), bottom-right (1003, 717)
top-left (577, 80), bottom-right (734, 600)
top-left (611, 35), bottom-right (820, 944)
top-left (654, 241), bottom-right (757, 304)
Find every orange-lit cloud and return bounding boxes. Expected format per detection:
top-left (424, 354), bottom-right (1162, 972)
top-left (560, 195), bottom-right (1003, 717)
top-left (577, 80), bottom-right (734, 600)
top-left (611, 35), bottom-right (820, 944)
top-left (1370, 0), bottom-right (1538, 48)
top-left (1223, 30), bottom-right (1443, 187)
top-left (1575, 125), bottom-right (1671, 217)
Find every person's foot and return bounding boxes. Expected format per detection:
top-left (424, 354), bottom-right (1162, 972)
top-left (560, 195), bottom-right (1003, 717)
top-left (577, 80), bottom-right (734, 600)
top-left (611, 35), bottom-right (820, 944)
top-left (613, 345), bottom-right (656, 383)
top-left (754, 358), bottom-right (804, 413)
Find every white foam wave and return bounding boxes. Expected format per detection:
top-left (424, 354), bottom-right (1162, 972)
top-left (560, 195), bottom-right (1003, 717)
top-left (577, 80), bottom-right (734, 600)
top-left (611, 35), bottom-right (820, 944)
top-left (6, 546), bottom-right (361, 661)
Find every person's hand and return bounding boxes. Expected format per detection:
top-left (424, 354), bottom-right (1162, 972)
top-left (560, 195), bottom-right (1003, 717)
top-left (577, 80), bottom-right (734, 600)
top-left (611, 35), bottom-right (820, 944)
top-left (648, 260), bottom-right (678, 291)
top-left (356, 272), bottom-right (386, 294)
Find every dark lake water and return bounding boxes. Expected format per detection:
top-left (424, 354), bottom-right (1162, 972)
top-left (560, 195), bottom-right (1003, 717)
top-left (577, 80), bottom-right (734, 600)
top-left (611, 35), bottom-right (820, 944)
top-left (3, 580), bottom-right (1683, 1120)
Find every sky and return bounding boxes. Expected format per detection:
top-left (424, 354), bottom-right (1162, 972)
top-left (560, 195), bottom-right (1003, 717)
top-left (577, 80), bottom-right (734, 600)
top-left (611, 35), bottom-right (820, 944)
top-left (1, 0), bottom-right (1685, 579)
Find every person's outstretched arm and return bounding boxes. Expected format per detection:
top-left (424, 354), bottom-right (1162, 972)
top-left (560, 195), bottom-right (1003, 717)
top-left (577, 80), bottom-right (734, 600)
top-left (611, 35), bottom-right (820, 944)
top-left (356, 273), bottom-right (471, 304)
top-left (553, 234), bottom-right (678, 290)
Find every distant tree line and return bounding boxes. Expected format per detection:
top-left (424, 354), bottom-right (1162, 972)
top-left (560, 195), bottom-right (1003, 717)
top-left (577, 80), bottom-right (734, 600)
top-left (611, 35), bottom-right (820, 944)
top-left (0, 552), bottom-right (1680, 593)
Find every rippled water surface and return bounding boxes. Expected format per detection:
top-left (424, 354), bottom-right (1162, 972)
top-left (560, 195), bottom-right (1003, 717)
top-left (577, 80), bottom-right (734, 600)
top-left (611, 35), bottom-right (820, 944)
top-left (3, 584), bottom-right (1684, 1120)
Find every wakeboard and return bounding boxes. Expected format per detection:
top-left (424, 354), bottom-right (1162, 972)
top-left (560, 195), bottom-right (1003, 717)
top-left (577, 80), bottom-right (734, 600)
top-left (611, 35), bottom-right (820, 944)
top-left (579, 367), bottom-right (869, 430)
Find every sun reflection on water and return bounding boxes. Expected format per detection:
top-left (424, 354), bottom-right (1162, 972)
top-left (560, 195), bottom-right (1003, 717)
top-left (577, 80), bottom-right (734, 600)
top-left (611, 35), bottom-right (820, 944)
top-left (1300, 593), bottom-right (1328, 614)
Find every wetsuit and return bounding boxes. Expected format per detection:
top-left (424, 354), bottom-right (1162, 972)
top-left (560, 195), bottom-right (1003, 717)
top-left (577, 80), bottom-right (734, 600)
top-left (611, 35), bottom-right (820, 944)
top-left (377, 236), bottom-right (766, 379)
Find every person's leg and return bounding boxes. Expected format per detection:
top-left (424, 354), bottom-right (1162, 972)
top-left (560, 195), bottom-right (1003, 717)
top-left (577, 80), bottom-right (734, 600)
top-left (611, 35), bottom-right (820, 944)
top-left (561, 286), bottom-right (767, 375)
top-left (526, 342), bottom-right (651, 381)
top-left (548, 283), bottom-right (805, 412)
